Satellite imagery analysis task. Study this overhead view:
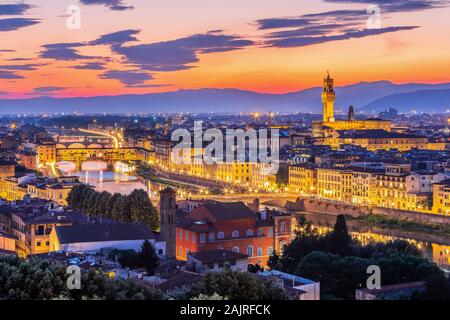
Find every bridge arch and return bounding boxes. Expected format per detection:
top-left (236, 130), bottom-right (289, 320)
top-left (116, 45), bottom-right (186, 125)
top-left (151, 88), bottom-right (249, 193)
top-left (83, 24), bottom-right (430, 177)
top-left (82, 160), bottom-right (108, 171)
top-left (87, 143), bottom-right (103, 149)
top-left (56, 161), bottom-right (77, 173)
top-left (68, 143), bottom-right (87, 149)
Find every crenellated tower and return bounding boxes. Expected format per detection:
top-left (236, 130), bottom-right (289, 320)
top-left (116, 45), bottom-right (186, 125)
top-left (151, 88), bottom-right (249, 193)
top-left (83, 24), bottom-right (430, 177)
top-left (322, 71), bottom-right (336, 122)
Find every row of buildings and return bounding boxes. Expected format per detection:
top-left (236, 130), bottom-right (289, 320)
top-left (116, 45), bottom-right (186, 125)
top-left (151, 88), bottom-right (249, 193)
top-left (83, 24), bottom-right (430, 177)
top-left (288, 161), bottom-right (450, 214)
top-left (0, 198), bottom-right (164, 257)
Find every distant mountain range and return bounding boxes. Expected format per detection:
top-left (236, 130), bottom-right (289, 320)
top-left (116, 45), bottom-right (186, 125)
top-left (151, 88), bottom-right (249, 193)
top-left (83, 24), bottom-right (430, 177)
top-left (1, 81), bottom-right (450, 114)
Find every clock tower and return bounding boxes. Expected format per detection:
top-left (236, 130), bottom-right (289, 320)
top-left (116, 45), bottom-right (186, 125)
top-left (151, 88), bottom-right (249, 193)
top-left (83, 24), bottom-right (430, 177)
top-left (322, 71), bottom-right (336, 122)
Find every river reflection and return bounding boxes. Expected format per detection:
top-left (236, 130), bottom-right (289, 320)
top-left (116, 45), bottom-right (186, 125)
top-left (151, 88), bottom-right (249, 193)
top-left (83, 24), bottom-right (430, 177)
top-left (300, 212), bottom-right (450, 272)
top-left (74, 171), bottom-right (148, 195)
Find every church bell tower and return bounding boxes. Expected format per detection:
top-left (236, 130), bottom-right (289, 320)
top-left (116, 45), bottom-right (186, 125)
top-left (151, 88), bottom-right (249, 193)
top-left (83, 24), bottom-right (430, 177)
top-left (322, 71), bottom-right (336, 123)
top-left (159, 187), bottom-right (177, 257)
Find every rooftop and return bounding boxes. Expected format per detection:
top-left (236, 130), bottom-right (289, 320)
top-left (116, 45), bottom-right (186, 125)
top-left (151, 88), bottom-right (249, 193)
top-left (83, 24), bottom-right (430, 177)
top-left (189, 249), bottom-right (248, 264)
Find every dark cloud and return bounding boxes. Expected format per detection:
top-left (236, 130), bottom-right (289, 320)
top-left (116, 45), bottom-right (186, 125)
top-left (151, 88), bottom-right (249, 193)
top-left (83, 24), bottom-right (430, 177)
top-left (79, 0), bottom-right (134, 11)
top-left (268, 26), bottom-right (419, 48)
top-left (40, 43), bottom-right (96, 61)
top-left (258, 5), bottom-right (424, 48)
top-left (90, 29), bottom-right (140, 46)
top-left (325, 0), bottom-right (449, 13)
top-left (72, 62), bottom-right (105, 70)
top-left (0, 4), bottom-right (32, 16)
top-left (112, 32), bottom-right (254, 71)
top-left (0, 63), bottom-right (44, 71)
top-left (0, 70), bottom-right (24, 79)
top-left (0, 18), bottom-right (40, 32)
top-left (32, 86), bottom-right (68, 93)
top-left (99, 70), bottom-right (153, 87)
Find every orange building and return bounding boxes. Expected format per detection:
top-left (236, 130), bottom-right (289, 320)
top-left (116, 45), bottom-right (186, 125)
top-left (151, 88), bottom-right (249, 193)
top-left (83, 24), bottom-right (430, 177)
top-left (175, 202), bottom-right (293, 267)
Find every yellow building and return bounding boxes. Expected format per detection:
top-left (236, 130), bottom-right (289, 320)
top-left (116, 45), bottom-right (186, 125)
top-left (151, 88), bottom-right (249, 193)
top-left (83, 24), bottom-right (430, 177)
top-left (37, 143), bottom-right (57, 167)
top-left (316, 167), bottom-right (352, 202)
top-left (11, 210), bottom-right (73, 256)
top-left (0, 175), bottom-right (80, 206)
top-left (290, 163), bottom-right (433, 213)
top-left (288, 164), bottom-right (317, 196)
top-left (432, 179), bottom-right (450, 215)
top-left (335, 130), bottom-right (429, 151)
top-left (368, 164), bottom-right (430, 211)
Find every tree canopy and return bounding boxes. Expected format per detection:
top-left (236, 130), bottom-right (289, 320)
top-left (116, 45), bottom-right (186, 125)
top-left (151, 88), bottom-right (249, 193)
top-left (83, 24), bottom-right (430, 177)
top-left (67, 184), bottom-right (159, 230)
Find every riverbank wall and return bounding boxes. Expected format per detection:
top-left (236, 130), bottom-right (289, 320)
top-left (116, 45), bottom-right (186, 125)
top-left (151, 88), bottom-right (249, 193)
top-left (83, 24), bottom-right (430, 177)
top-left (287, 197), bottom-right (450, 224)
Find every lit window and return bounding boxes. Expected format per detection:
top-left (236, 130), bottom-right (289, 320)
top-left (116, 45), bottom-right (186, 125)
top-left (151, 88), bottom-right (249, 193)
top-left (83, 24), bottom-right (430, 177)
top-left (232, 247), bottom-right (239, 253)
top-left (257, 247), bottom-right (263, 256)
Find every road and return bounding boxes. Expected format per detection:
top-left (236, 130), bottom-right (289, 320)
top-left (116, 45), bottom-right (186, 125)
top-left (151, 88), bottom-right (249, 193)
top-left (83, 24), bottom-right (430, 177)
top-left (78, 128), bottom-right (122, 149)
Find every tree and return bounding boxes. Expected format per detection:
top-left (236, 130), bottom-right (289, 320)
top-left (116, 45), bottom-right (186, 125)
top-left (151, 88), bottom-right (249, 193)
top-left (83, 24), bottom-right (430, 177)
top-left (139, 240), bottom-right (160, 275)
top-left (326, 214), bottom-right (353, 256)
top-left (247, 264), bottom-right (263, 273)
top-left (129, 189), bottom-right (159, 230)
top-left (0, 254), bottom-right (163, 300)
top-left (188, 270), bottom-right (288, 300)
top-left (267, 251), bottom-right (282, 271)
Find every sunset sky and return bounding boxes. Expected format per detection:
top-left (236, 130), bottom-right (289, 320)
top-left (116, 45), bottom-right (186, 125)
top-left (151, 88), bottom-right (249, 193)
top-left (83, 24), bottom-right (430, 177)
top-left (1, 0), bottom-right (450, 98)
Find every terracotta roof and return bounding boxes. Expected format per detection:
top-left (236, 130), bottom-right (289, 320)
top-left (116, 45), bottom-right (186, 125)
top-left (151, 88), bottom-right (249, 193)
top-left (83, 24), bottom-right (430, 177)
top-left (201, 202), bottom-right (255, 221)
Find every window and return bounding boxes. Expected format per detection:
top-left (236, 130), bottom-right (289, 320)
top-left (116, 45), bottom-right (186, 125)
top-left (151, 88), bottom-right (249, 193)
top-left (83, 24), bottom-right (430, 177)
top-left (257, 247), bottom-right (263, 256)
top-left (35, 225), bottom-right (44, 236)
top-left (179, 247), bottom-right (183, 257)
top-left (199, 233), bottom-right (206, 243)
top-left (217, 232), bottom-right (225, 240)
top-left (280, 221), bottom-right (287, 233)
top-left (246, 229), bottom-right (254, 237)
top-left (185, 231), bottom-right (189, 241)
top-left (36, 241), bottom-right (41, 247)
top-left (178, 229), bottom-right (183, 239)
top-left (257, 228), bottom-right (263, 236)
top-left (247, 245), bottom-right (254, 257)
top-left (232, 230), bottom-right (239, 238)
top-left (268, 227), bottom-right (274, 237)
top-left (232, 247), bottom-right (240, 253)
top-left (46, 241), bottom-right (50, 246)
top-left (267, 247), bottom-right (274, 256)
top-left (192, 233), bottom-right (196, 243)
top-left (208, 232), bottom-right (215, 241)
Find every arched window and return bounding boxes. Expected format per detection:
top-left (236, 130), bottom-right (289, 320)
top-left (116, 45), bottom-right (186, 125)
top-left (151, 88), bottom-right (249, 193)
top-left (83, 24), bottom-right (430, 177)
top-left (232, 247), bottom-right (240, 253)
top-left (247, 245), bottom-right (254, 257)
top-left (217, 232), bottom-right (225, 240)
top-left (246, 229), bottom-right (254, 237)
top-left (232, 230), bottom-right (239, 238)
